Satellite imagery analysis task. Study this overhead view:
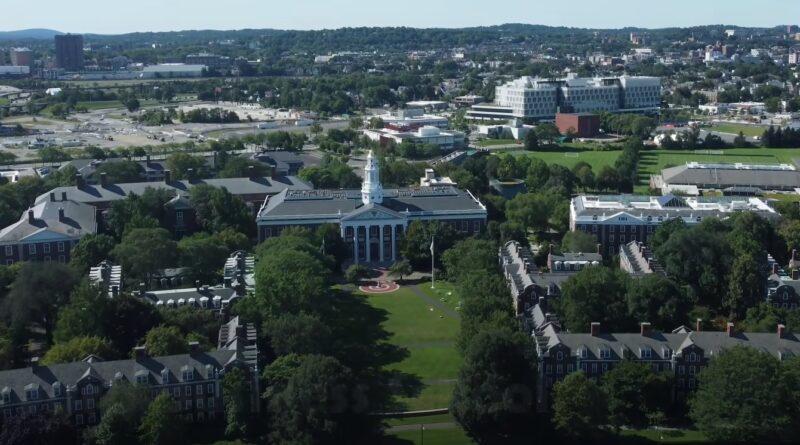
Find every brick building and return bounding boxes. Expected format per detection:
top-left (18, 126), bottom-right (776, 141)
top-left (555, 113), bottom-right (601, 138)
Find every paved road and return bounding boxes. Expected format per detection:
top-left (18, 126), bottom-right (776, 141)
top-left (387, 422), bottom-right (458, 433)
top-left (408, 285), bottom-right (461, 320)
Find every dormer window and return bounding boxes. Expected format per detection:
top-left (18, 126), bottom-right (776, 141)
top-left (1, 387), bottom-right (10, 404)
top-left (181, 366), bottom-right (194, 382)
top-left (24, 384), bottom-right (38, 401)
top-left (662, 347), bottom-right (672, 359)
top-left (206, 364), bottom-right (214, 379)
top-left (578, 347), bottom-right (588, 359)
top-left (689, 352), bottom-right (697, 362)
top-left (135, 371), bottom-right (149, 385)
top-left (640, 347), bottom-right (652, 359)
top-left (556, 351), bottom-right (564, 361)
top-left (599, 347), bottom-right (611, 360)
top-left (53, 382), bottom-right (62, 397)
top-left (161, 368), bottom-right (169, 384)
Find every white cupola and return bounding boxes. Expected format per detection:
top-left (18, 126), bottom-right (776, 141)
top-left (361, 150), bottom-right (383, 205)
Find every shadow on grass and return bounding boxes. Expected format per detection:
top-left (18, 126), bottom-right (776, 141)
top-left (318, 289), bottom-right (424, 414)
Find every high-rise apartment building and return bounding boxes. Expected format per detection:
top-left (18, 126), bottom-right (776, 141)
top-left (10, 48), bottom-right (32, 67)
top-left (54, 34), bottom-right (84, 70)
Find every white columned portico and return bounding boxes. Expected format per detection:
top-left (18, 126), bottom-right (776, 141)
top-left (379, 225), bottom-right (385, 263)
top-left (353, 225), bottom-right (360, 265)
top-left (391, 226), bottom-right (396, 261)
top-left (365, 225), bottom-right (372, 263)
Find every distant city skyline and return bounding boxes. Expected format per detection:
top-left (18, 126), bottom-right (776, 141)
top-left (1, 0), bottom-right (799, 34)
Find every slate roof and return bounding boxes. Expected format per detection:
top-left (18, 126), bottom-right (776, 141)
top-left (0, 350), bottom-right (235, 404)
top-left (0, 198), bottom-right (96, 243)
top-left (36, 176), bottom-right (312, 206)
top-left (258, 186), bottom-right (486, 222)
top-left (137, 285), bottom-right (240, 307)
top-left (542, 327), bottom-right (800, 361)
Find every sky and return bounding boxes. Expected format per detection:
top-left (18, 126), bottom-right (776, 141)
top-left (2, 0), bottom-right (799, 34)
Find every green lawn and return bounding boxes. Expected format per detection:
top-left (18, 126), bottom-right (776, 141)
top-left (477, 138), bottom-right (520, 147)
top-left (384, 428), bottom-right (475, 445)
top-left (621, 429), bottom-right (709, 443)
top-left (510, 148), bottom-right (622, 170)
top-left (387, 414), bottom-right (455, 427)
top-left (417, 282), bottom-right (461, 312)
top-left (0, 98), bottom-right (9, 106)
top-left (712, 123), bottom-right (767, 137)
top-left (360, 287), bottom-right (461, 412)
top-left (396, 382), bottom-right (456, 411)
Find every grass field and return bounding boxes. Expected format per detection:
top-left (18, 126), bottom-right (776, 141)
top-left (417, 282), bottom-right (461, 312)
top-left (509, 148), bottom-right (622, 170)
top-left (360, 284), bottom-right (461, 413)
top-left (384, 428), bottom-right (475, 445)
top-left (0, 98), bottom-right (9, 106)
top-left (621, 429), bottom-right (709, 443)
top-left (712, 123), bottom-right (767, 137)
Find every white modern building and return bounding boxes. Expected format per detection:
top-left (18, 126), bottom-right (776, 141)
top-left (363, 126), bottom-right (466, 151)
top-left (367, 108), bottom-right (449, 130)
top-left (468, 74), bottom-right (661, 120)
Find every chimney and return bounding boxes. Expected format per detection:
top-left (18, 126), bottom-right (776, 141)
top-left (696, 318), bottom-right (703, 332)
top-left (163, 170), bottom-right (171, 183)
top-left (58, 208), bottom-right (65, 222)
top-left (30, 356), bottom-right (40, 369)
top-left (27, 209), bottom-right (34, 224)
top-left (640, 322), bottom-right (652, 336)
top-left (778, 324), bottom-right (786, 339)
top-left (99, 172), bottom-right (108, 187)
top-left (726, 322), bottom-right (735, 337)
top-left (49, 192), bottom-right (56, 202)
top-left (188, 341), bottom-right (200, 354)
top-left (133, 346), bottom-right (147, 360)
top-left (61, 191), bottom-right (67, 201)
top-left (75, 173), bottom-right (84, 188)
top-left (590, 322), bottom-right (600, 337)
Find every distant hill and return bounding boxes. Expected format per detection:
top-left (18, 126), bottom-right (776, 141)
top-left (0, 29), bottom-right (62, 40)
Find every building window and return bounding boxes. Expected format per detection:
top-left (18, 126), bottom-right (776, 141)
top-left (176, 211), bottom-right (184, 226)
top-left (207, 384), bottom-right (214, 395)
top-left (28, 244), bottom-right (35, 255)
top-left (556, 365), bottom-right (563, 374)
top-left (43, 244), bottom-right (50, 254)
top-left (87, 399), bottom-right (94, 410)
top-left (197, 398), bottom-right (204, 409)
top-left (58, 242), bottom-right (65, 252)
top-left (4, 246), bottom-right (11, 257)
top-left (182, 368), bottom-right (194, 382)
top-left (591, 363), bottom-right (598, 373)
top-left (88, 413), bottom-right (96, 424)
top-left (173, 387), bottom-right (180, 398)
top-left (208, 397), bottom-right (215, 409)
top-left (689, 352), bottom-right (697, 362)
top-left (185, 386), bottom-right (192, 397)
top-left (599, 349), bottom-right (610, 359)
top-left (689, 378), bottom-right (696, 389)
top-left (689, 366), bottom-right (696, 375)
top-left (679, 365), bottom-right (685, 375)
top-left (74, 400), bottom-right (82, 411)
top-left (75, 414), bottom-right (84, 425)
top-left (185, 400), bottom-right (192, 410)
top-left (556, 351), bottom-right (563, 361)
top-left (86, 385), bottom-right (94, 395)
top-left (196, 385), bottom-right (203, 396)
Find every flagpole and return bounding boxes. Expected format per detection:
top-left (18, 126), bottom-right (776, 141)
top-left (431, 236), bottom-right (435, 289)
